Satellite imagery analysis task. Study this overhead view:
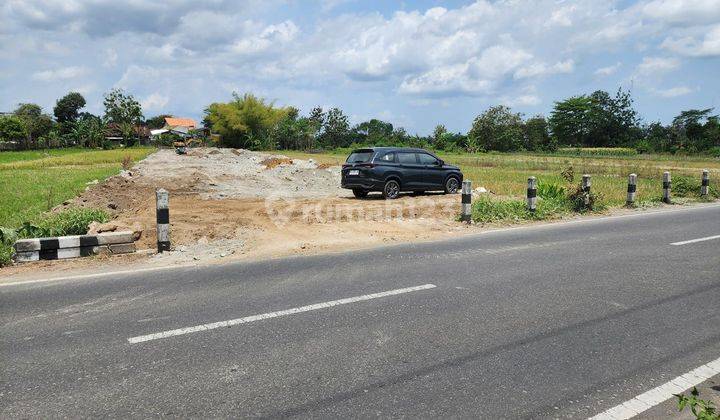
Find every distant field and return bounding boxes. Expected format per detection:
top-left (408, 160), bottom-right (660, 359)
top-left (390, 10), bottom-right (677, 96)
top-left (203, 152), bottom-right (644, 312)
top-left (281, 149), bottom-right (720, 207)
top-left (0, 147), bottom-right (155, 227)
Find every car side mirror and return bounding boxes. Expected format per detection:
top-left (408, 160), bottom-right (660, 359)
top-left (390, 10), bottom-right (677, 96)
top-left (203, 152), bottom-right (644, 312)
top-left (437, 159), bottom-right (444, 166)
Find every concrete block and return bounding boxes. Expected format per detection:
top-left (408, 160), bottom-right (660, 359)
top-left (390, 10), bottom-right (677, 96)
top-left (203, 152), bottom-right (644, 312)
top-left (109, 243), bottom-right (136, 254)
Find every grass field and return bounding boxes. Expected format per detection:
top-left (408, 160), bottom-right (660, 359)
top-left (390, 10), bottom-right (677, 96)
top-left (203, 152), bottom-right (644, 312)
top-left (281, 149), bottom-right (720, 207)
top-left (0, 147), bottom-right (155, 228)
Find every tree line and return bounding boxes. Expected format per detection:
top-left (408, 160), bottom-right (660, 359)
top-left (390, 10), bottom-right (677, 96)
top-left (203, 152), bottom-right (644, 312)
top-left (2, 88), bottom-right (718, 155)
top-left (204, 89), bottom-right (719, 155)
top-left (0, 89), bottom-right (161, 149)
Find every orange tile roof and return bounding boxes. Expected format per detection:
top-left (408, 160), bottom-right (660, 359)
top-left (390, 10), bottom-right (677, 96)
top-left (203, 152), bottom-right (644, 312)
top-left (164, 117), bottom-right (196, 128)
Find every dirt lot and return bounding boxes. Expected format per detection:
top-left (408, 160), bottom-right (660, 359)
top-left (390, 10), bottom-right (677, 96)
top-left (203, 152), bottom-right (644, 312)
top-left (2, 148), bottom-right (471, 277)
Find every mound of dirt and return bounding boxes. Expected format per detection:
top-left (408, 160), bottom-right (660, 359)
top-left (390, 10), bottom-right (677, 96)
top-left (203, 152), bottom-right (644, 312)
top-left (41, 147), bottom-right (469, 269)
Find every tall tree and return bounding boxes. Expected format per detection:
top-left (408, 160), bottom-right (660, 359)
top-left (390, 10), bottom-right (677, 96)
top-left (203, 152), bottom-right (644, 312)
top-left (13, 103), bottom-right (53, 149)
top-left (103, 88), bottom-right (143, 125)
top-left (53, 92), bottom-right (86, 123)
top-left (319, 107), bottom-right (350, 148)
top-left (0, 116), bottom-right (27, 143)
top-left (468, 105), bottom-right (524, 152)
top-left (524, 115), bottom-right (556, 151)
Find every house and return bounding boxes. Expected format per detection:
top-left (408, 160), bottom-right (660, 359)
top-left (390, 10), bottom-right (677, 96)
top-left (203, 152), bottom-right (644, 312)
top-left (163, 117), bottom-right (196, 131)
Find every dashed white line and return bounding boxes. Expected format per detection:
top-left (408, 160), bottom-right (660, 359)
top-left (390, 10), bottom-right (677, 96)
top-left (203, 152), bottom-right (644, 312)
top-left (588, 356), bottom-right (720, 420)
top-left (128, 283), bottom-right (437, 344)
top-left (670, 234), bottom-right (720, 246)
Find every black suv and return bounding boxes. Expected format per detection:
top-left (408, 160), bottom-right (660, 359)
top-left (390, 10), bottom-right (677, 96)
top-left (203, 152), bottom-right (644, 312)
top-left (341, 147), bottom-right (463, 199)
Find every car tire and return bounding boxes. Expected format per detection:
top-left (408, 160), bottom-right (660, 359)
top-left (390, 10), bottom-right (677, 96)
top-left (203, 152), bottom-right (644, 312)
top-left (444, 177), bottom-right (460, 194)
top-left (382, 180), bottom-right (401, 199)
top-left (352, 189), bottom-right (368, 198)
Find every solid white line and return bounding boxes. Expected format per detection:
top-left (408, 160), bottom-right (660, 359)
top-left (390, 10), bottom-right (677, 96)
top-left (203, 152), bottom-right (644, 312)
top-left (128, 283), bottom-right (437, 344)
top-left (588, 356), bottom-right (720, 420)
top-left (670, 234), bottom-right (720, 246)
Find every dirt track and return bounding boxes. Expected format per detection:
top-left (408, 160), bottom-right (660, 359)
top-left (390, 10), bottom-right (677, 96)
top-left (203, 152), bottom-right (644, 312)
top-left (48, 148), bottom-right (470, 265)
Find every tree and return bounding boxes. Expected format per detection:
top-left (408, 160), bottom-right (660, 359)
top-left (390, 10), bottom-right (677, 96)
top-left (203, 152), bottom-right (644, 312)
top-left (318, 107), bottom-right (350, 148)
top-left (146, 114), bottom-right (173, 129)
top-left (351, 119), bottom-right (394, 145)
top-left (269, 108), bottom-right (316, 150)
top-left (467, 105), bottom-right (525, 152)
top-left (203, 93), bottom-right (289, 149)
top-left (524, 115), bottom-right (556, 151)
top-left (550, 88), bottom-right (639, 147)
top-left (71, 114), bottom-right (104, 148)
top-left (0, 116), bottom-right (27, 143)
top-left (432, 124), bottom-right (448, 149)
top-left (13, 103), bottom-right (53, 149)
top-left (671, 108), bottom-right (717, 152)
top-left (103, 88), bottom-right (143, 125)
top-left (54, 92), bottom-right (86, 124)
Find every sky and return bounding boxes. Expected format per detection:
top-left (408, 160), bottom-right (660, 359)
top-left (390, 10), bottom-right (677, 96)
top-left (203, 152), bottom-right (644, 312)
top-left (1, 0), bottom-right (719, 135)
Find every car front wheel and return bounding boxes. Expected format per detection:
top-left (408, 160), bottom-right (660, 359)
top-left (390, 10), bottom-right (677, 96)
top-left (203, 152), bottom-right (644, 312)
top-left (444, 177), bottom-right (460, 194)
top-left (382, 180), bottom-right (400, 199)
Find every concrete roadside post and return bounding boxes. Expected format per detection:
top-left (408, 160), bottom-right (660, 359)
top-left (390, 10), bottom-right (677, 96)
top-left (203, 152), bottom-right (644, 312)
top-left (701, 170), bottom-right (710, 197)
top-left (156, 188), bottom-right (170, 252)
top-left (626, 173), bottom-right (637, 206)
top-left (461, 180), bottom-right (472, 224)
top-left (582, 174), bottom-right (591, 206)
top-left (527, 176), bottom-right (537, 212)
top-left (663, 171), bottom-right (672, 204)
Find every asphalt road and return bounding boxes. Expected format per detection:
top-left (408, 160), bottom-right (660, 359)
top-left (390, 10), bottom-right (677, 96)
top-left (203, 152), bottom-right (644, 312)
top-left (2, 205), bottom-right (719, 418)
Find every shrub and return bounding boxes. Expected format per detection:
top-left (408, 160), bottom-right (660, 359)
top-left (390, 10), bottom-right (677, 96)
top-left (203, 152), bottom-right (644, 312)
top-left (470, 194), bottom-right (570, 224)
top-left (537, 181), bottom-right (566, 201)
top-left (121, 154), bottom-right (133, 170)
top-left (709, 146), bottom-right (720, 158)
top-left (567, 183), bottom-right (603, 212)
top-left (673, 176), bottom-right (701, 198)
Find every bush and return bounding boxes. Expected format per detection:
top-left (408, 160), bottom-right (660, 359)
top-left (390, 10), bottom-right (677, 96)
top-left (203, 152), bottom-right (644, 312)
top-left (673, 176), bottom-right (701, 198)
top-left (708, 146), bottom-right (720, 158)
top-left (537, 181), bottom-right (566, 201)
top-left (567, 183), bottom-right (603, 212)
top-left (470, 194), bottom-right (571, 224)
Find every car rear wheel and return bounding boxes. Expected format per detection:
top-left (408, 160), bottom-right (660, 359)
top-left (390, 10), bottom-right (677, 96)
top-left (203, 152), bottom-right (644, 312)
top-left (382, 180), bottom-right (400, 199)
top-left (444, 177), bottom-right (460, 194)
top-left (352, 188), bottom-right (368, 198)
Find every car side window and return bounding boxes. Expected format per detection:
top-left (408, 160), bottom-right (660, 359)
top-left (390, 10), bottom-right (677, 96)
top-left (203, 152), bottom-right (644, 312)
top-left (397, 152), bottom-right (417, 164)
top-left (379, 152), bottom-right (395, 162)
top-left (418, 153), bottom-right (439, 165)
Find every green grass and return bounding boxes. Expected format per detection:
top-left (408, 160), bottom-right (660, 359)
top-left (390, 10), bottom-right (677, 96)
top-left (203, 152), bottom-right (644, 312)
top-left (0, 147), bottom-right (154, 228)
top-left (281, 148), bottom-right (720, 213)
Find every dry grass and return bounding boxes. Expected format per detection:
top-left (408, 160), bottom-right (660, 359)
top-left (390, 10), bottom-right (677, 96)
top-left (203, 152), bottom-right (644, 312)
top-left (261, 157), bottom-right (293, 169)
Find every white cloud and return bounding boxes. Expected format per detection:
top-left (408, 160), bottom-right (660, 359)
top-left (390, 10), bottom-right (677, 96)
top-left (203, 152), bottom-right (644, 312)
top-left (652, 86), bottom-right (693, 97)
top-left (32, 66), bottom-right (88, 81)
top-left (642, 0), bottom-right (720, 25)
top-left (594, 62), bottom-right (622, 76)
top-left (501, 94), bottom-right (541, 106)
top-left (636, 56), bottom-right (680, 75)
top-left (661, 24), bottom-right (720, 57)
top-left (141, 92), bottom-right (169, 111)
top-left (514, 59), bottom-right (574, 79)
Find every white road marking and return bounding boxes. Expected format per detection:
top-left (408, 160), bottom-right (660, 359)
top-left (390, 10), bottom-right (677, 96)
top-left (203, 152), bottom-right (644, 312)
top-left (588, 356), bottom-right (720, 420)
top-left (670, 234), bottom-right (720, 246)
top-left (128, 283), bottom-right (437, 344)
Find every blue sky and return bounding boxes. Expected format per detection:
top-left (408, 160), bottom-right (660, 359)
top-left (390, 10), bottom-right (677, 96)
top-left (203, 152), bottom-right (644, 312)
top-left (1, 0), bottom-right (719, 135)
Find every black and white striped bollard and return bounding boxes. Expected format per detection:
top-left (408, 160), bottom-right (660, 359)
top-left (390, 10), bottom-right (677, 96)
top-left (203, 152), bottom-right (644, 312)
top-left (156, 188), bottom-right (170, 252)
top-left (663, 171), bottom-right (671, 204)
top-left (461, 180), bottom-right (472, 224)
top-left (582, 174), bottom-right (591, 205)
top-left (527, 176), bottom-right (537, 212)
top-left (701, 170), bottom-right (710, 197)
top-left (626, 173), bottom-right (637, 206)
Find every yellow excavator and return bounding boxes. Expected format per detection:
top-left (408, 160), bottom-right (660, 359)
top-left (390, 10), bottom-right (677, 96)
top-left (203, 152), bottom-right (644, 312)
top-left (173, 138), bottom-right (201, 154)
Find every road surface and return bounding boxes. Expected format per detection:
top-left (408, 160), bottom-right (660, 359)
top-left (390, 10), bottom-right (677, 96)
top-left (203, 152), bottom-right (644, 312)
top-left (2, 205), bottom-right (719, 418)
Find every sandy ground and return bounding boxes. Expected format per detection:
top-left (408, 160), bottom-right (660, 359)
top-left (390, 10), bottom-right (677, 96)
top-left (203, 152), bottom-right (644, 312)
top-left (2, 148), bottom-right (474, 279)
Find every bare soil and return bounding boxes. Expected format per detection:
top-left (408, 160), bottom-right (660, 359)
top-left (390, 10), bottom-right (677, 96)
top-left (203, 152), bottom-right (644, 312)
top-left (2, 148), bottom-right (473, 278)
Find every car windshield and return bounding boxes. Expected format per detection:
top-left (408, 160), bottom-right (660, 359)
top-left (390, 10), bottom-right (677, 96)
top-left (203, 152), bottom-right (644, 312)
top-left (346, 151), bottom-right (374, 163)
